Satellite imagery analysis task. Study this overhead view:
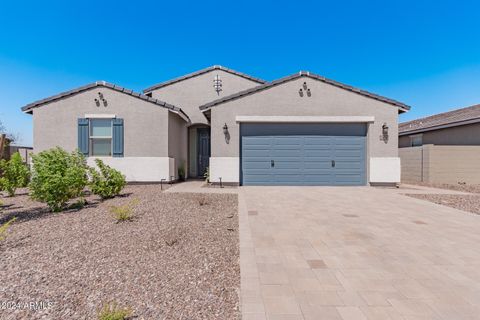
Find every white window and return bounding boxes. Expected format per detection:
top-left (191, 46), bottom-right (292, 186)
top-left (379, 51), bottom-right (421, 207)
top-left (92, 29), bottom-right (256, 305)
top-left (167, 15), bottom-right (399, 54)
top-left (410, 134), bottom-right (423, 147)
top-left (90, 119), bottom-right (112, 156)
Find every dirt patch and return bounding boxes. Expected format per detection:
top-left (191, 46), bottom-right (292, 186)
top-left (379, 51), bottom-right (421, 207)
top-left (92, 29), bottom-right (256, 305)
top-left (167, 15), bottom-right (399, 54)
top-left (407, 182), bottom-right (480, 194)
top-left (0, 185), bottom-right (239, 319)
top-left (406, 193), bottom-right (480, 215)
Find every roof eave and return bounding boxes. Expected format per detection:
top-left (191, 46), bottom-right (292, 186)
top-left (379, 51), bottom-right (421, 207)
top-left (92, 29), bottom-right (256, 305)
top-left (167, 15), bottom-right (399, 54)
top-left (399, 117), bottom-right (480, 136)
top-left (199, 72), bottom-right (411, 112)
top-left (143, 65), bottom-right (266, 93)
top-left (20, 81), bottom-right (190, 123)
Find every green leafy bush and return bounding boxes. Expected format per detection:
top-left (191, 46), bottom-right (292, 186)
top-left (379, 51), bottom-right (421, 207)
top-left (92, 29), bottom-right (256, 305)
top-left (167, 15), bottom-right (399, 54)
top-left (0, 217), bottom-right (16, 241)
top-left (88, 159), bottom-right (126, 199)
top-left (97, 302), bottom-right (132, 320)
top-left (29, 148), bottom-right (88, 212)
top-left (204, 166), bottom-right (210, 183)
top-left (0, 152), bottom-right (30, 196)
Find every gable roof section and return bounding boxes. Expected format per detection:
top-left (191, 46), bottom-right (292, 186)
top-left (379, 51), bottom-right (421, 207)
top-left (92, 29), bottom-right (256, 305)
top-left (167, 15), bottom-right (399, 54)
top-left (399, 104), bottom-right (480, 135)
top-left (199, 71), bottom-right (411, 113)
top-left (21, 81), bottom-right (190, 122)
top-left (143, 65), bottom-right (266, 93)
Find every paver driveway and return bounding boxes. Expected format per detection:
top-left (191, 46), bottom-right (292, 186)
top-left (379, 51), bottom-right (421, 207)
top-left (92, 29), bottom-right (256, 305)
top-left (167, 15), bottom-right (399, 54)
top-left (239, 186), bottom-right (480, 320)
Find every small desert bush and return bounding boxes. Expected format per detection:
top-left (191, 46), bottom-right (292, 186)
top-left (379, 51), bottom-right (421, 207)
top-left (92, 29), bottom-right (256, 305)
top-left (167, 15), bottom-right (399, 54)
top-left (198, 195), bottom-right (208, 206)
top-left (0, 153), bottom-right (30, 196)
top-left (0, 217), bottom-right (16, 241)
top-left (97, 302), bottom-right (132, 320)
top-left (110, 199), bottom-right (139, 223)
top-left (89, 159), bottom-right (126, 199)
top-left (29, 148), bottom-right (88, 212)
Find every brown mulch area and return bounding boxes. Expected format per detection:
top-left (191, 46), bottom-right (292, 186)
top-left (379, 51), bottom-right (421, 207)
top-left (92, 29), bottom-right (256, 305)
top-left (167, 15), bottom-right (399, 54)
top-left (0, 186), bottom-right (239, 320)
top-left (406, 193), bottom-right (480, 215)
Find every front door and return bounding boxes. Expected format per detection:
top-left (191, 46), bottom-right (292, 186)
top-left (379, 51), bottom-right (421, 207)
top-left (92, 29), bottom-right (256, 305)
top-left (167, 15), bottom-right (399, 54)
top-left (197, 128), bottom-right (210, 177)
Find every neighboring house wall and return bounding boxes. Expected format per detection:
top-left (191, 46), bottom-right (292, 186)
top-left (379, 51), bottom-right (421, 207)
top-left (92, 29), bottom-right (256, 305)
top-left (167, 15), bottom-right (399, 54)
top-left (209, 77), bottom-right (400, 184)
top-left (31, 87), bottom-right (179, 182)
top-left (399, 145), bottom-right (480, 184)
top-left (399, 123), bottom-right (480, 147)
top-left (148, 69), bottom-right (261, 125)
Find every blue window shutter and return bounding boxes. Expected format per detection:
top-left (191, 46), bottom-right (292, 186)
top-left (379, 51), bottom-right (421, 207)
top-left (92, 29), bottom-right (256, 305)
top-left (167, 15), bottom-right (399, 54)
top-left (78, 118), bottom-right (89, 156)
top-left (112, 118), bottom-right (124, 157)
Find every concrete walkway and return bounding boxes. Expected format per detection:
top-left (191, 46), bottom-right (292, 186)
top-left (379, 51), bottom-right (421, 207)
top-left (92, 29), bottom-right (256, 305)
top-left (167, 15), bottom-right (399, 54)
top-left (165, 180), bottom-right (238, 194)
top-left (239, 186), bottom-right (480, 320)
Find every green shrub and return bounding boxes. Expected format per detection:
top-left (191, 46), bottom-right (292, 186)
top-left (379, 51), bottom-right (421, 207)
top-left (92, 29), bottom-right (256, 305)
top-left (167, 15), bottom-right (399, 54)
top-left (29, 148), bottom-right (88, 212)
top-left (89, 159), bottom-right (126, 199)
top-left (0, 153), bottom-right (30, 196)
top-left (110, 199), bottom-right (138, 223)
top-left (97, 302), bottom-right (132, 320)
top-left (178, 162), bottom-right (185, 181)
top-left (204, 166), bottom-right (210, 183)
top-left (0, 217), bottom-right (16, 241)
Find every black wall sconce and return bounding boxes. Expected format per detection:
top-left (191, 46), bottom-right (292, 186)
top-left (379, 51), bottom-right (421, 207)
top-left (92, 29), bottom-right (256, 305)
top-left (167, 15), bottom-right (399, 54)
top-left (223, 123), bottom-right (230, 144)
top-left (381, 123), bottom-right (389, 143)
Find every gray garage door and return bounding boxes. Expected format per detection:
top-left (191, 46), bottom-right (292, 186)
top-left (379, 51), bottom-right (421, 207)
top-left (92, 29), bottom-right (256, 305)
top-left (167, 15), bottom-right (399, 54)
top-left (241, 123), bottom-right (366, 186)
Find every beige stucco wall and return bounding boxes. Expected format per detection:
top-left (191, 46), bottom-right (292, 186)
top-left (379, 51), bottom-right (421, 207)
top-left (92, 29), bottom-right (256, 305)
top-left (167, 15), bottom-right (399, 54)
top-left (210, 77), bottom-right (399, 158)
top-left (148, 69), bottom-right (261, 125)
top-left (399, 145), bottom-right (480, 184)
top-left (399, 146), bottom-right (424, 182)
top-left (168, 112), bottom-right (188, 177)
top-left (32, 87), bottom-right (170, 157)
top-left (399, 122), bottom-right (480, 147)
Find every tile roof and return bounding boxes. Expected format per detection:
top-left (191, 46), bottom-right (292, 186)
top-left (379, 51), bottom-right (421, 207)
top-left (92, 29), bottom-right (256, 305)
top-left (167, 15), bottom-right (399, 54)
top-left (143, 65), bottom-right (266, 93)
top-left (199, 71), bottom-right (410, 112)
top-left (21, 81), bottom-right (190, 122)
top-left (399, 104), bottom-right (480, 135)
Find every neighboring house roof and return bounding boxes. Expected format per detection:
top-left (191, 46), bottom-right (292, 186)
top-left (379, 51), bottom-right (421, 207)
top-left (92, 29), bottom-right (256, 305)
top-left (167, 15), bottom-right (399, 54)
top-left (21, 81), bottom-right (190, 122)
top-left (143, 65), bottom-right (266, 93)
top-left (399, 104), bottom-right (480, 136)
top-left (199, 71), bottom-right (411, 113)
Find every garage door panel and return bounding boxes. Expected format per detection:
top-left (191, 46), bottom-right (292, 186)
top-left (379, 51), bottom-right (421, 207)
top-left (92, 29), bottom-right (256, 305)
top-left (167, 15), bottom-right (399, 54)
top-left (241, 125), bottom-right (366, 186)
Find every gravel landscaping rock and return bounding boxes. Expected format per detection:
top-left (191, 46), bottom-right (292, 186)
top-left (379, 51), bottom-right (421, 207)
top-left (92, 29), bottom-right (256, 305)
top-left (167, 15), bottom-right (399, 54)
top-left (0, 185), bottom-right (239, 320)
top-left (407, 182), bottom-right (480, 194)
top-left (406, 193), bottom-right (480, 215)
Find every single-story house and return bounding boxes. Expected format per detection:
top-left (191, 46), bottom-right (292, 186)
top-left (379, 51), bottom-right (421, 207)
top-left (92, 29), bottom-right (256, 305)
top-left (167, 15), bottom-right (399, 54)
top-left (399, 104), bottom-right (480, 147)
top-left (399, 104), bottom-right (480, 184)
top-left (22, 65), bottom-right (410, 186)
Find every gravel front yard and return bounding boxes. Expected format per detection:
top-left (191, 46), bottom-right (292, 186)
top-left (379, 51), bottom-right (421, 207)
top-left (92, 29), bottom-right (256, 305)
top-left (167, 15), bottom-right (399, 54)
top-left (406, 182), bottom-right (480, 194)
top-left (406, 193), bottom-right (480, 215)
top-left (0, 185), bottom-right (239, 319)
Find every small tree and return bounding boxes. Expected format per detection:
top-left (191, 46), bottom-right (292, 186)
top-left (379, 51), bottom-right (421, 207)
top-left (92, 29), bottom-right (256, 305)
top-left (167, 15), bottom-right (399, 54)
top-left (30, 148), bottom-right (88, 212)
top-left (88, 159), bottom-right (126, 199)
top-left (0, 153), bottom-right (30, 196)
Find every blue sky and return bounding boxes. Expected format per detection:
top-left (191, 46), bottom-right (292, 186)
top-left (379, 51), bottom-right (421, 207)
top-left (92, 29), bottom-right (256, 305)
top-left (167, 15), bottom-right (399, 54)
top-left (1, 0), bottom-right (479, 146)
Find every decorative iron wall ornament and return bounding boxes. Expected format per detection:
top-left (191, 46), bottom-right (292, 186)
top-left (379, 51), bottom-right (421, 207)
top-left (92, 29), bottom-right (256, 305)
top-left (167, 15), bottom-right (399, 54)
top-left (213, 74), bottom-right (222, 95)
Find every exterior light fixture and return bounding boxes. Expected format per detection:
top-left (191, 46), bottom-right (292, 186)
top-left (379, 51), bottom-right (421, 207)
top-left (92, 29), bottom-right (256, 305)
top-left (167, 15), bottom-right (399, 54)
top-left (381, 123), bottom-right (389, 143)
top-left (98, 92), bottom-right (104, 99)
top-left (307, 88), bottom-right (311, 97)
top-left (299, 88), bottom-right (304, 97)
top-left (303, 82), bottom-right (308, 89)
top-left (223, 123), bottom-right (230, 144)
top-left (94, 98), bottom-right (100, 107)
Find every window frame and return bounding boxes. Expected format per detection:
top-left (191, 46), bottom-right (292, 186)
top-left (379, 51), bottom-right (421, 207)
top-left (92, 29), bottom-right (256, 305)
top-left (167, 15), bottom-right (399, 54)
top-left (89, 119), bottom-right (113, 156)
top-left (410, 134), bottom-right (423, 147)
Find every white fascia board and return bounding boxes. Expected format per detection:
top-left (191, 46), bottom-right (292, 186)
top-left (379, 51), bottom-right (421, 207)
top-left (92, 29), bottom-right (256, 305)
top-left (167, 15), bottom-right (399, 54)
top-left (235, 116), bottom-right (375, 123)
